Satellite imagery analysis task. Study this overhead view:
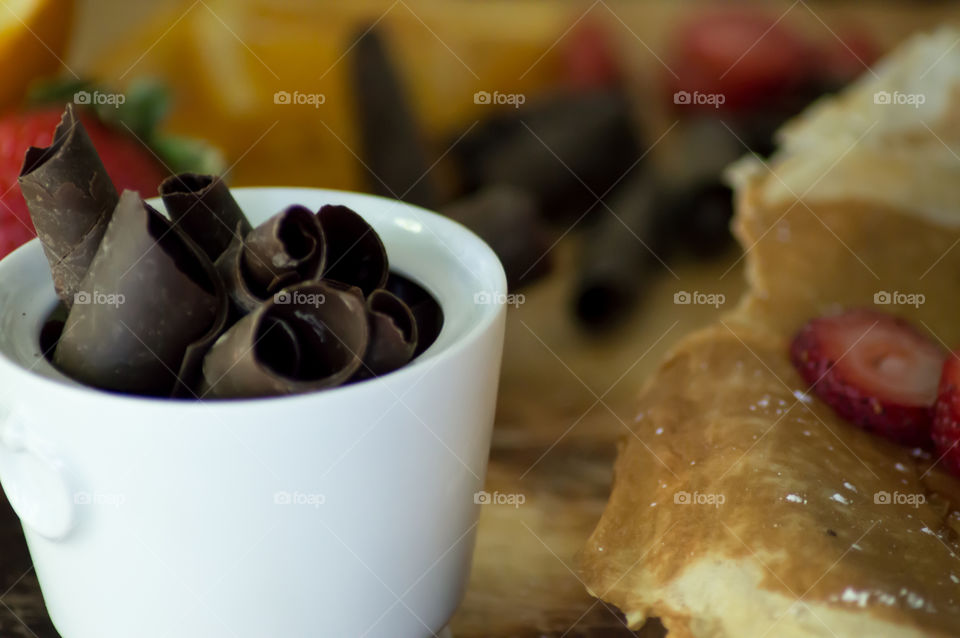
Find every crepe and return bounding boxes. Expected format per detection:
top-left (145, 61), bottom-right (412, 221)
top-left (579, 29), bottom-right (960, 638)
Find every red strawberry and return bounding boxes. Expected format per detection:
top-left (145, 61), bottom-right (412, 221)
top-left (667, 11), bottom-right (814, 112)
top-left (0, 105), bottom-right (168, 260)
top-left (932, 355), bottom-right (960, 477)
top-left (790, 309), bottom-right (945, 446)
top-left (562, 20), bottom-right (623, 90)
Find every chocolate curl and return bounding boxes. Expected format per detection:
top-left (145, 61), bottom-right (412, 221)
top-left (159, 173), bottom-right (252, 261)
top-left (573, 172), bottom-right (666, 329)
top-left (353, 289), bottom-right (417, 381)
top-left (385, 273), bottom-right (443, 358)
top-left (19, 103), bottom-right (119, 308)
top-left (349, 26), bottom-right (439, 209)
top-left (214, 227), bottom-right (259, 313)
top-left (215, 206), bottom-right (325, 314)
top-left (201, 281), bottom-right (370, 398)
top-left (54, 191), bottom-right (224, 397)
top-left (442, 185), bottom-right (553, 289)
top-left (317, 204), bottom-right (388, 296)
top-left (454, 91), bottom-right (641, 222)
top-left (243, 205), bottom-right (325, 293)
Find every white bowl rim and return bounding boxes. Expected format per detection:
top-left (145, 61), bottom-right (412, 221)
top-left (0, 187), bottom-right (508, 408)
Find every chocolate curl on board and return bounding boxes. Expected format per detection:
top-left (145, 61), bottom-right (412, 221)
top-left (352, 289), bottom-right (417, 381)
top-left (442, 185), bottom-right (553, 289)
top-left (201, 281), bottom-right (370, 398)
top-left (349, 26), bottom-right (439, 209)
top-left (317, 204), bottom-right (388, 296)
top-left (54, 191), bottom-right (225, 397)
top-left (454, 91), bottom-right (641, 222)
top-left (19, 103), bottom-right (119, 308)
top-left (573, 172), bottom-right (666, 329)
top-left (215, 206), bottom-right (325, 314)
top-left (384, 272), bottom-right (443, 358)
top-left (159, 173), bottom-right (252, 262)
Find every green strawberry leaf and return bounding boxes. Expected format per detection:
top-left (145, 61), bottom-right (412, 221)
top-left (152, 135), bottom-right (226, 176)
top-left (98, 77), bottom-right (171, 142)
top-left (28, 75), bottom-right (228, 180)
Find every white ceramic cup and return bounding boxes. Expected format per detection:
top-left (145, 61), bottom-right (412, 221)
top-left (0, 188), bottom-right (507, 638)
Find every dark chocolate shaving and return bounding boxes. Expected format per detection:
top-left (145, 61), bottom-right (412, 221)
top-left (317, 204), bottom-right (388, 296)
top-left (159, 173), bottom-right (251, 262)
top-left (349, 26), bottom-right (439, 209)
top-left (19, 103), bottom-right (119, 308)
top-left (385, 272), bottom-right (443, 358)
top-left (453, 91), bottom-right (641, 222)
top-left (573, 172), bottom-right (663, 329)
top-left (352, 289), bottom-right (417, 380)
top-left (201, 281), bottom-right (370, 399)
top-left (214, 226), bottom-right (260, 313)
top-left (243, 205), bottom-right (325, 295)
top-left (54, 190), bottom-right (225, 397)
top-left (215, 206), bottom-right (326, 314)
top-left (442, 185), bottom-right (553, 289)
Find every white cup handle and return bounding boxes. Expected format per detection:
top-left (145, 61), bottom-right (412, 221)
top-left (0, 408), bottom-right (76, 540)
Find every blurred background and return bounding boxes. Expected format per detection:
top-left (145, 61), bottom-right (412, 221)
top-left (0, 0), bottom-right (953, 328)
top-left (0, 1), bottom-right (957, 637)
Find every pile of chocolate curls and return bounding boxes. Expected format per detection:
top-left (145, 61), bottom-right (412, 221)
top-left (21, 104), bottom-right (441, 399)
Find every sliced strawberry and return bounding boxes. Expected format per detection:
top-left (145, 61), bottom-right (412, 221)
top-left (932, 355), bottom-right (960, 477)
top-left (790, 309), bottom-right (945, 446)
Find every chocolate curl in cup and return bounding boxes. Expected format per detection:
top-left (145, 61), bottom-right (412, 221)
top-left (19, 103), bottom-right (119, 309)
top-left (54, 191), bottom-right (225, 397)
top-left (353, 289), bottom-right (417, 381)
top-left (244, 205), bottom-right (325, 293)
top-left (201, 281), bottom-right (370, 398)
top-left (317, 204), bottom-right (388, 296)
top-left (215, 206), bottom-right (326, 314)
top-left (385, 273), bottom-right (443, 358)
top-left (159, 173), bottom-right (252, 262)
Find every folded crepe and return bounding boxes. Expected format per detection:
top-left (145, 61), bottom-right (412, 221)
top-left (579, 29), bottom-right (960, 638)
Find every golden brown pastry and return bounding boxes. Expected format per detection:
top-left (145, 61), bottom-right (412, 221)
top-left (579, 28), bottom-right (960, 638)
